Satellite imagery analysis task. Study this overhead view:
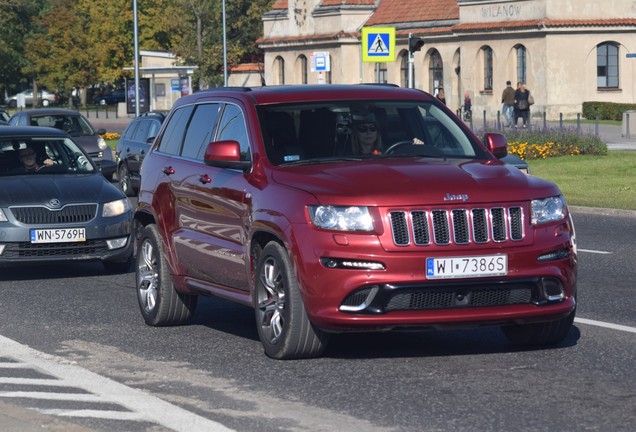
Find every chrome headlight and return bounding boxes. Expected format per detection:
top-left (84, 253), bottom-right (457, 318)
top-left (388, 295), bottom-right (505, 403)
top-left (531, 196), bottom-right (566, 225)
top-left (103, 198), bottom-right (132, 218)
top-left (308, 205), bottom-right (374, 231)
top-left (98, 135), bottom-right (108, 150)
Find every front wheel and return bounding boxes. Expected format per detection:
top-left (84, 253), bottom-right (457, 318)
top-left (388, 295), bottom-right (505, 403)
top-left (501, 308), bottom-right (575, 346)
top-left (136, 224), bottom-right (197, 326)
top-left (118, 164), bottom-right (134, 196)
top-left (254, 242), bottom-right (329, 359)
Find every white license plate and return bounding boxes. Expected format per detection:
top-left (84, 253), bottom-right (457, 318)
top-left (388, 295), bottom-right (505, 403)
top-left (426, 254), bottom-right (507, 279)
top-left (30, 228), bottom-right (86, 243)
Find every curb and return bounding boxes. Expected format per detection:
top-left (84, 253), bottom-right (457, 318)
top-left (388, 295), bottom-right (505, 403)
top-left (569, 205), bottom-right (636, 218)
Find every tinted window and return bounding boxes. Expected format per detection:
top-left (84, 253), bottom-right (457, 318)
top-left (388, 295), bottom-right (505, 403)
top-left (157, 105), bottom-right (194, 155)
top-left (181, 104), bottom-right (222, 160)
top-left (132, 119), bottom-right (152, 143)
top-left (122, 121), bottom-right (138, 140)
top-left (217, 104), bottom-right (250, 162)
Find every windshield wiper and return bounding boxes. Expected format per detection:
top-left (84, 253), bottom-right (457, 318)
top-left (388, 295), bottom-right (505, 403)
top-left (280, 156), bottom-right (363, 166)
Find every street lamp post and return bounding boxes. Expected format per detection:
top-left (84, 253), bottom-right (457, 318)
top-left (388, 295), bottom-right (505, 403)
top-left (223, 0), bottom-right (228, 87)
top-left (133, 0), bottom-right (140, 116)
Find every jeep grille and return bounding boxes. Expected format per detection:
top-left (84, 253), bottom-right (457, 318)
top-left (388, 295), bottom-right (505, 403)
top-left (389, 206), bottom-right (524, 246)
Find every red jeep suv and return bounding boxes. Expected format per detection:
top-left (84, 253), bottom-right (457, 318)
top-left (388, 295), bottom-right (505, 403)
top-left (133, 85), bottom-right (577, 359)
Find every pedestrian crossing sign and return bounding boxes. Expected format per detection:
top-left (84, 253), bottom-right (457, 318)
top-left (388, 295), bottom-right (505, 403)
top-left (362, 27), bottom-right (395, 63)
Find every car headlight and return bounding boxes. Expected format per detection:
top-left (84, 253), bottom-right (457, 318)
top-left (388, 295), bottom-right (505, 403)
top-left (103, 198), bottom-right (131, 218)
top-left (308, 205), bottom-right (374, 231)
top-left (531, 196), bottom-right (566, 225)
top-left (98, 136), bottom-right (108, 150)
top-left (0, 209), bottom-right (7, 222)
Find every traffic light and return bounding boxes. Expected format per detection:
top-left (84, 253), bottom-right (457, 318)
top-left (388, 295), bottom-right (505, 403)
top-left (408, 36), bottom-right (424, 53)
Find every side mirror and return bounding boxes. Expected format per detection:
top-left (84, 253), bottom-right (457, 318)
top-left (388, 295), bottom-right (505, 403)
top-left (484, 133), bottom-right (508, 159)
top-left (96, 159), bottom-right (117, 176)
top-left (203, 140), bottom-right (251, 171)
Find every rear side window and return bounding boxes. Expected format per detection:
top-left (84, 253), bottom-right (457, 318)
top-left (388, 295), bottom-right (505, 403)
top-left (157, 105), bottom-right (194, 155)
top-left (181, 103), bottom-right (222, 160)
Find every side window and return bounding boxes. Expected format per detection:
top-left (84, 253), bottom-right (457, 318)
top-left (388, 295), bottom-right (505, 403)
top-left (147, 120), bottom-right (161, 141)
top-left (181, 103), bottom-right (222, 160)
top-left (216, 104), bottom-right (250, 161)
top-left (156, 105), bottom-right (194, 155)
top-left (132, 119), bottom-right (151, 143)
top-left (122, 122), bottom-right (138, 140)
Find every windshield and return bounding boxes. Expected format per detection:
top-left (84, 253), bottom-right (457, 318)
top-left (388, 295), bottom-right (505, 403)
top-left (259, 100), bottom-right (486, 166)
top-left (0, 136), bottom-right (96, 176)
top-left (30, 114), bottom-right (95, 135)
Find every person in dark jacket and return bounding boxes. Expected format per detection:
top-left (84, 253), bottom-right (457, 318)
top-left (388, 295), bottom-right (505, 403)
top-left (514, 82), bottom-right (531, 128)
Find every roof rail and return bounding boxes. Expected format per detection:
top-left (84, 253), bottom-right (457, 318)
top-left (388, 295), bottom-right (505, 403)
top-left (358, 83), bottom-right (400, 88)
top-left (194, 87), bottom-right (252, 94)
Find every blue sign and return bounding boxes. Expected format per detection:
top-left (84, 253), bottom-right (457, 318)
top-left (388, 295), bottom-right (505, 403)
top-left (626, 53), bottom-right (636, 58)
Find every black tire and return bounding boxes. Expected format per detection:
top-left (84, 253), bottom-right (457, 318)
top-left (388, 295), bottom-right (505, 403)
top-left (118, 164), bottom-right (135, 197)
top-left (136, 224), bottom-right (197, 326)
top-left (254, 242), bottom-right (330, 359)
top-left (501, 308), bottom-right (576, 346)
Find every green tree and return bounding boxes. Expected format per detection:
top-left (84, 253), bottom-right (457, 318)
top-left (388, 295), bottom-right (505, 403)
top-left (24, 0), bottom-right (97, 106)
top-left (0, 0), bottom-right (49, 97)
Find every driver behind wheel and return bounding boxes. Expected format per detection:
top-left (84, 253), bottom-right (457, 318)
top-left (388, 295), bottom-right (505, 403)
top-left (351, 111), bottom-right (383, 155)
top-left (12, 145), bottom-right (55, 173)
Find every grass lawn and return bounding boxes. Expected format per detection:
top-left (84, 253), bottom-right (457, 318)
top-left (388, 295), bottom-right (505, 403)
top-left (528, 151), bottom-right (636, 211)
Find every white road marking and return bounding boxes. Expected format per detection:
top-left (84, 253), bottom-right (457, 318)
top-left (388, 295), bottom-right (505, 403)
top-left (0, 334), bottom-right (234, 432)
top-left (575, 318), bottom-right (636, 334)
top-left (578, 248), bottom-right (613, 254)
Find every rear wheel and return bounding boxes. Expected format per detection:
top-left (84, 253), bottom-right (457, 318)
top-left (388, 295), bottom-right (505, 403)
top-left (254, 242), bottom-right (329, 359)
top-left (501, 308), bottom-right (575, 346)
top-left (136, 224), bottom-right (197, 326)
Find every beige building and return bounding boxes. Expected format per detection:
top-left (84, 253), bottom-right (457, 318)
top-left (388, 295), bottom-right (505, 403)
top-left (254, 0), bottom-right (636, 120)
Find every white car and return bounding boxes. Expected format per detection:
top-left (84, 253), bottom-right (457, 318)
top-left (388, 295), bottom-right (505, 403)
top-left (4, 89), bottom-right (58, 108)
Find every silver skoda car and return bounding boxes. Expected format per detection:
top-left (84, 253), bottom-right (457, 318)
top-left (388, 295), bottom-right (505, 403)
top-left (0, 126), bottom-right (133, 272)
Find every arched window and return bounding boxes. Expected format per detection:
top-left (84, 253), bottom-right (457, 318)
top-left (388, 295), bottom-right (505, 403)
top-left (297, 55), bottom-right (308, 84)
top-left (275, 56), bottom-right (285, 85)
top-left (429, 49), bottom-right (443, 93)
top-left (516, 45), bottom-right (527, 85)
top-left (482, 46), bottom-right (493, 91)
top-left (400, 51), bottom-right (409, 87)
top-left (597, 42), bottom-right (619, 88)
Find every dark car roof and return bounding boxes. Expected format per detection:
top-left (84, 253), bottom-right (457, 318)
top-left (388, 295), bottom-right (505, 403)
top-left (181, 84), bottom-right (432, 107)
top-left (0, 125), bottom-right (70, 138)
top-left (10, 108), bottom-right (85, 118)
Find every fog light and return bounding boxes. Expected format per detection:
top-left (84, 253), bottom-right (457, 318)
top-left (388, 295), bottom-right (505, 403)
top-left (320, 257), bottom-right (385, 270)
top-left (106, 237), bottom-right (128, 250)
top-left (541, 278), bottom-right (565, 302)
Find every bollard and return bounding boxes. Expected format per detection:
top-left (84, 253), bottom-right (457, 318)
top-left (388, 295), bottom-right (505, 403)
top-left (497, 111), bottom-right (501, 130)
top-left (627, 113), bottom-right (631, 139)
top-left (595, 112), bottom-right (599, 137)
top-left (577, 113), bottom-right (581, 134)
top-left (483, 110), bottom-right (486, 131)
top-left (559, 113), bottom-right (563, 129)
top-left (543, 112), bottom-right (547, 130)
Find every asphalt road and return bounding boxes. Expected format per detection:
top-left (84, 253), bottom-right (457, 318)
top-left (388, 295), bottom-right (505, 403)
top-left (0, 208), bottom-right (634, 432)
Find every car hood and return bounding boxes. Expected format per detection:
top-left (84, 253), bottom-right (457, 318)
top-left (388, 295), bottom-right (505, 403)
top-left (271, 158), bottom-right (561, 206)
top-left (0, 174), bottom-right (125, 207)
